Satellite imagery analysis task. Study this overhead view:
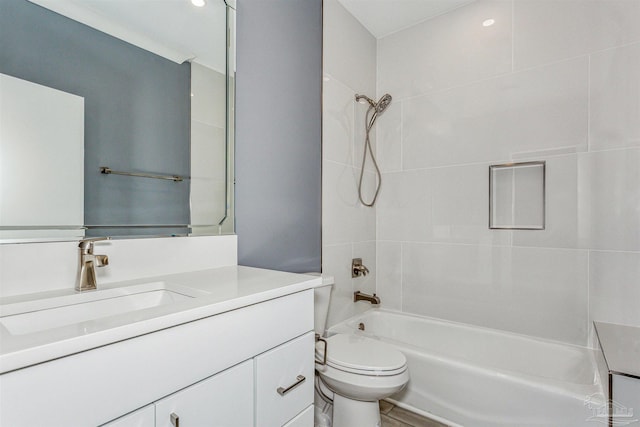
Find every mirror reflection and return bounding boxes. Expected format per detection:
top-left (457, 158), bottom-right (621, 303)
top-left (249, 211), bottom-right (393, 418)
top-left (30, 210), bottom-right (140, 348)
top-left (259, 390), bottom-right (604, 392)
top-left (0, 0), bottom-right (234, 241)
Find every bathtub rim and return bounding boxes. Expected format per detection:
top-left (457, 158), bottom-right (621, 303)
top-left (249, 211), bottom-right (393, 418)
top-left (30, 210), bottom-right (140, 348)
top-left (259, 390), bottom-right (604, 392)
top-left (334, 307), bottom-right (597, 353)
top-left (328, 308), bottom-right (605, 400)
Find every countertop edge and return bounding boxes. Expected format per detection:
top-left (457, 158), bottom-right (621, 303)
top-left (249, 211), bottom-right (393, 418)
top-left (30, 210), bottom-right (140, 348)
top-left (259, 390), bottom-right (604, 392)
top-left (0, 267), bottom-right (321, 374)
top-left (593, 321), bottom-right (640, 379)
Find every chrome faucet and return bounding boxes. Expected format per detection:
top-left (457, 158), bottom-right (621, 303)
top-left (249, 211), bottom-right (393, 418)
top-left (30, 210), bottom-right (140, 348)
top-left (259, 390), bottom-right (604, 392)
top-left (352, 258), bottom-right (370, 278)
top-left (76, 237), bottom-right (110, 292)
top-left (354, 291), bottom-right (380, 305)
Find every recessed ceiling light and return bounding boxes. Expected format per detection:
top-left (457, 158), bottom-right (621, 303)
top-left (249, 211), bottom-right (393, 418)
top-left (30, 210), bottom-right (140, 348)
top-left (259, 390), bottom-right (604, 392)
top-left (191, 0), bottom-right (206, 7)
top-left (482, 19), bottom-right (495, 27)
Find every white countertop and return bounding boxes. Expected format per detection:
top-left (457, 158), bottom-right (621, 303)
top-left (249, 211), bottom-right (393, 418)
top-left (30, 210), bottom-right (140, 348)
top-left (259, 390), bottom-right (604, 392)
top-left (594, 321), bottom-right (640, 379)
top-left (0, 266), bottom-right (321, 374)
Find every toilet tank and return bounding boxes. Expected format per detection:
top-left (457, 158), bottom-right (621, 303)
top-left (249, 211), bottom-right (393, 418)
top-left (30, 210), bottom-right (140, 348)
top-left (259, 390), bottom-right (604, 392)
top-left (306, 274), bottom-right (334, 337)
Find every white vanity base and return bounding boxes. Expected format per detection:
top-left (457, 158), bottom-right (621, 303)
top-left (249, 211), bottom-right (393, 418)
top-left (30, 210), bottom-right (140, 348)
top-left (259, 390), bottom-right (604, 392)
top-left (1, 281), bottom-right (317, 427)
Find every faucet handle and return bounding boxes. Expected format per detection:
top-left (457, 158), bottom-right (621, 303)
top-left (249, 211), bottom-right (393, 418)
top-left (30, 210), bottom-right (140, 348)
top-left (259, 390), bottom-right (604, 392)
top-left (78, 236), bottom-right (111, 251)
top-left (352, 258), bottom-right (370, 278)
top-left (94, 254), bottom-right (109, 267)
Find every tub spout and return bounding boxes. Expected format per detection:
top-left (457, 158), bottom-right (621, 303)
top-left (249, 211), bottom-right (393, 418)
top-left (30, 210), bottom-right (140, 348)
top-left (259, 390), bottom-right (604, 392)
top-left (354, 291), bottom-right (380, 305)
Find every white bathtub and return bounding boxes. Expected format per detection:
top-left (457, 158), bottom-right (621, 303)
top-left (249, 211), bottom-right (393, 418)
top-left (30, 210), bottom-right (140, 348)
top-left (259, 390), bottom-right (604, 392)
top-left (328, 309), bottom-right (606, 427)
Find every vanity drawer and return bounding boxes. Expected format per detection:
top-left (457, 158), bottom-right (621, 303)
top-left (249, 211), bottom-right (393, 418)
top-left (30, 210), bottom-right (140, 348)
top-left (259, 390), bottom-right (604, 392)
top-left (102, 405), bottom-right (154, 427)
top-left (283, 405), bottom-right (314, 427)
top-left (255, 331), bottom-right (314, 426)
top-left (155, 360), bottom-right (253, 427)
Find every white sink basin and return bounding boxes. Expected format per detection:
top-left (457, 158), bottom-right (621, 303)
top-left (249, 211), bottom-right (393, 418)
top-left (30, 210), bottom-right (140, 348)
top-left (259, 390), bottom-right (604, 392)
top-left (0, 283), bottom-right (198, 335)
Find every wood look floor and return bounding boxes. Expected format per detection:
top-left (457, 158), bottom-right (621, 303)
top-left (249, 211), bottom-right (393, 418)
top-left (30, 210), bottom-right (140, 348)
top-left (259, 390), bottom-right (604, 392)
top-left (379, 401), bottom-right (450, 427)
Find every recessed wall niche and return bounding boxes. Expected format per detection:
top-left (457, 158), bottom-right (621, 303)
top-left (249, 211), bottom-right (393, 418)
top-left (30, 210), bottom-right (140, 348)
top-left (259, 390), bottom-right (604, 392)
top-left (489, 161), bottom-right (546, 230)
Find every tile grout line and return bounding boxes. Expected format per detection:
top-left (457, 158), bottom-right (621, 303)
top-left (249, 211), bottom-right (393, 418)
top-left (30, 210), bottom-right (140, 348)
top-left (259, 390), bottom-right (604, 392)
top-left (375, 239), bottom-right (640, 255)
top-left (392, 54), bottom-right (585, 104)
top-left (587, 53), bottom-right (591, 153)
top-left (351, 94), bottom-right (356, 169)
top-left (511, 0), bottom-right (515, 72)
top-left (400, 99), bottom-right (404, 172)
top-left (399, 99), bottom-right (404, 312)
top-left (587, 249), bottom-right (591, 347)
top-left (400, 242), bottom-right (404, 312)
top-left (392, 38), bottom-right (640, 105)
top-left (382, 240), bottom-right (591, 253)
top-left (379, 145), bottom-right (640, 175)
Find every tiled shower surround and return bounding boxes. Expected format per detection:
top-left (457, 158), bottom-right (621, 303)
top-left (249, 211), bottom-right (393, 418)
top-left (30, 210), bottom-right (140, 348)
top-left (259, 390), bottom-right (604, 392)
top-left (322, 0), bottom-right (378, 327)
top-left (322, 0), bottom-right (640, 347)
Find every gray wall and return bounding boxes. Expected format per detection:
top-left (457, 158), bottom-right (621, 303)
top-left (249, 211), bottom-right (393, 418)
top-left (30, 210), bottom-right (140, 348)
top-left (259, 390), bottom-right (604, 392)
top-left (0, 0), bottom-right (191, 236)
top-left (235, 0), bottom-right (322, 272)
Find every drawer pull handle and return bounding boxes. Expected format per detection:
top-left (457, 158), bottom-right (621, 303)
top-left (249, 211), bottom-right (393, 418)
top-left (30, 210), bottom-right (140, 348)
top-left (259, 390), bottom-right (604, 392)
top-left (316, 334), bottom-right (327, 365)
top-left (170, 412), bottom-right (179, 427)
top-left (277, 375), bottom-right (306, 396)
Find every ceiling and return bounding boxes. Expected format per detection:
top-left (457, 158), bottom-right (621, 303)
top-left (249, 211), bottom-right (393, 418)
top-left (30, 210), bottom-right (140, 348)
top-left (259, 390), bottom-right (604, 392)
top-left (28, 0), bottom-right (228, 72)
top-left (338, 0), bottom-right (474, 39)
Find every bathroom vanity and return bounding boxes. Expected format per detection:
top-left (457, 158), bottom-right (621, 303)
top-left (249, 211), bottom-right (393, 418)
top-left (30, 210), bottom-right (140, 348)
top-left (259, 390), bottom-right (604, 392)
top-left (0, 266), bottom-right (319, 427)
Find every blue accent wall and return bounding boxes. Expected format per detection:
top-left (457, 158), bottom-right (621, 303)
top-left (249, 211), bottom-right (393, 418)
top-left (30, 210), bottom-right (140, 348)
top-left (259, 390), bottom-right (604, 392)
top-left (0, 0), bottom-right (191, 236)
top-left (235, 0), bottom-right (323, 272)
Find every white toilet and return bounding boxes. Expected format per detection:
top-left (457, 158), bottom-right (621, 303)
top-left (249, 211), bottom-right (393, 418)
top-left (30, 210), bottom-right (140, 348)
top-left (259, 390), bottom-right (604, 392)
top-left (314, 280), bottom-right (409, 427)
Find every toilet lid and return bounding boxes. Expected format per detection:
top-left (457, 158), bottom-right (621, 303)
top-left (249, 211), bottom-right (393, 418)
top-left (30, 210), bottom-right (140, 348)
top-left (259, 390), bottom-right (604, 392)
top-left (320, 334), bottom-right (406, 373)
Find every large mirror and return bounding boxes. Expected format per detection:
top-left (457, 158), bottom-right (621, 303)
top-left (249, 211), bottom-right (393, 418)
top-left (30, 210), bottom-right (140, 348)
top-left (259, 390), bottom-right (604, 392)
top-left (0, 0), bottom-right (235, 242)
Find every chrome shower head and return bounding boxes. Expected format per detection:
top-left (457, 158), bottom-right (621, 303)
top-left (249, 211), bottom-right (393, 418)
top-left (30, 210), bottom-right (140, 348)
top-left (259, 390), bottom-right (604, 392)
top-left (354, 93), bottom-right (392, 208)
top-left (376, 94), bottom-right (392, 113)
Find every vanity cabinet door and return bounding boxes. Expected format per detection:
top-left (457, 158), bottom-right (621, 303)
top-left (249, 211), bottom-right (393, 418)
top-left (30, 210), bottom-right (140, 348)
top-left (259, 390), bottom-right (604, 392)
top-left (155, 359), bottom-right (253, 427)
top-left (255, 332), bottom-right (314, 427)
top-left (282, 405), bottom-right (314, 427)
top-left (102, 405), bottom-right (155, 427)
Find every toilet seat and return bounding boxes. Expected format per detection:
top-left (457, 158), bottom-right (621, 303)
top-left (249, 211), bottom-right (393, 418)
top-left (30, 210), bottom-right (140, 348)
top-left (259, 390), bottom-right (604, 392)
top-left (316, 334), bottom-right (407, 376)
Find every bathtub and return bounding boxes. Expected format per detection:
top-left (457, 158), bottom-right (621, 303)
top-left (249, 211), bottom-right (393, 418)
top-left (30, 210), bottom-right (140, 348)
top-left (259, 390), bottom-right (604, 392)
top-left (328, 309), bottom-right (605, 427)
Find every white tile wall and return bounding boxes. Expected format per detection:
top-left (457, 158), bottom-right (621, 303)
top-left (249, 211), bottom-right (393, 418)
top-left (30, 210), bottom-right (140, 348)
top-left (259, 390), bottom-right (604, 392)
top-left (322, 241), bottom-right (377, 327)
top-left (377, 165), bottom-right (511, 245)
top-left (323, 0), bottom-right (640, 344)
top-left (322, 161), bottom-right (376, 246)
top-left (401, 57), bottom-right (589, 169)
top-left (512, 155), bottom-right (580, 249)
top-left (578, 148), bottom-right (640, 252)
top-left (377, 0), bottom-right (512, 100)
top-left (324, 0), bottom-right (376, 97)
top-left (513, 0), bottom-right (640, 71)
top-left (354, 101), bottom-right (379, 173)
top-left (375, 101), bottom-right (402, 173)
top-left (369, 0), bottom-right (640, 346)
top-left (376, 241), bottom-right (402, 311)
top-left (589, 43), bottom-right (640, 151)
top-left (590, 251), bottom-right (640, 327)
top-left (401, 243), bottom-right (589, 345)
top-left (323, 77), bottom-right (356, 166)
top-left (322, 0), bottom-right (378, 327)
top-left (323, 243), bottom-right (356, 327)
